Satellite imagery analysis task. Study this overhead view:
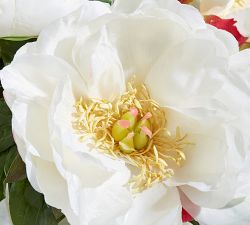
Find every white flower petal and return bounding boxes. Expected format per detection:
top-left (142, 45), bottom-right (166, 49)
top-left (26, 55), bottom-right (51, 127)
top-left (72, 26), bottom-right (126, 99)
top-left (31, 157), bottom-right (80, 225)
top-left (76, 182), bottom-right (132, 225)
top-left (164, 109), bottom-right (227, 191)
top-left (228, 8), bottom-right (250, 37)
top-left (1, 55), bottom-right (83, 161)
top-left (19, 1), bottom-right (111, 57)
top-left (197, 196), bottom-right (250, 225)
top-left (181, 175), bottom-right (237, 209)
top-left (122, 185), bottom-right (182, 225)
top-left (12, 132), bottom-right (41, 192)
top-left (229, 49), bottom-right (250, 92)
top-left (112, 0), bottom-right (206, 29)
top-left (204, 25), bottom-right (239, 55)
top-left (105, 16), bottom-right (189, 79)
top-left (0, 0), bottom-right (90, 36)
top-left (145, 38), bottom-right (231, 108)
top-left (236, 154), bottom-right (250, 198)
top-left (0, 0), bottom-right (15, 37)
top-left (196, 145), bottom-right (250, 224)
top-left (1, 55), bottom-right (85, 224)
top-left (112, 0), bottom-right (143, 13)
top-left (179, 189), bottom-right (200, 219)
top-left (0, 199), bottom-right (12, 225)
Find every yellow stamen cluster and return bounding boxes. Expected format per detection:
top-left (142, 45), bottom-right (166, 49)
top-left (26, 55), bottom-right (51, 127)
top-left (72, 83), bottom-right (191, 192)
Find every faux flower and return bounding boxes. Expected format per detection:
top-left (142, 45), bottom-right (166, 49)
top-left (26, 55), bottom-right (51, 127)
top-left (0, 0), bottom-right (87, 37)
top-left (1, 0), bottom-right (250, 225)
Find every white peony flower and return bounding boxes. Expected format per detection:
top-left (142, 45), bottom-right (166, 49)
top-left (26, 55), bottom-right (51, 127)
top-left (1, 0), bottom-right (250, 224)
top-left (0, 0), bottom-right (88, 37)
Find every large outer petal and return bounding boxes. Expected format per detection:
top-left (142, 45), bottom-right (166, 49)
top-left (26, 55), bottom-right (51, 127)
top-left (0, 0), bottom-right (91, 36)
top-left (1, 55), bottom-right (85, 224)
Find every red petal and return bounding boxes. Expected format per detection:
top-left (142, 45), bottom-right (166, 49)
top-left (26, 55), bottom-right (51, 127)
top-left (205, 15), bottom-right (248, 46)
top-left (182, 208), bottom-right (193, 222)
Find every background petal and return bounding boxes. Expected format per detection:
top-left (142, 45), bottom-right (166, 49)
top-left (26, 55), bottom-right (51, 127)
top-left (0, 0), bottom-right (90, 36)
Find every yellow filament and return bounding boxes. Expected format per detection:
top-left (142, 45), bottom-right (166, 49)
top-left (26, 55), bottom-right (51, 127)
top-left (72, 82), bottom-right (192, 192)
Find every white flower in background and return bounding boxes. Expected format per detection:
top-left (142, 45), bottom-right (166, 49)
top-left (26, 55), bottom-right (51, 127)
top-left (0, 199), bottom-right (12, 225)
top-left (192, 0), bottom-right (250, 38)
top-left (0, 0), bottom-right (88, 37)
top-left (1, 0), bottom-right (250, 225)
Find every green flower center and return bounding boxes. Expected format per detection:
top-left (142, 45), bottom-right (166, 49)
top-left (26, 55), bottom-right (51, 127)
top-left (111, 108), bottom-right (153, 153)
